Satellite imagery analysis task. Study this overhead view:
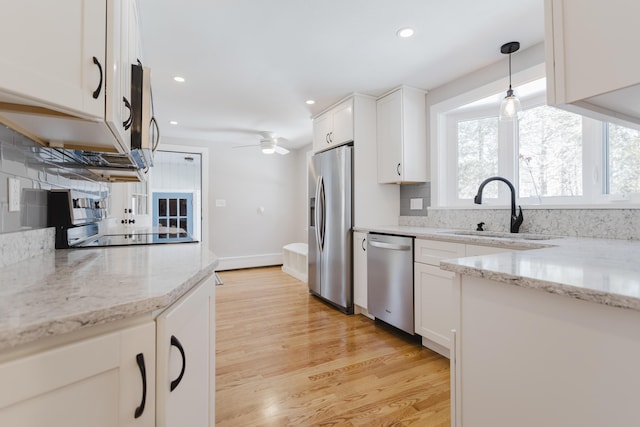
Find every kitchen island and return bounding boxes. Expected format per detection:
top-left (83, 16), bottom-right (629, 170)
top-left (0, 237), bottom-right (218, 426)
top-left (357, 225), bottom-right (640, 427)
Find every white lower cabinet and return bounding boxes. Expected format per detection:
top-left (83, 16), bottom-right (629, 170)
top-left (453, 274), bottom-right (640, 427)
top-left (353, 231), bottom-right (368, 313)
top-left (0, 321), bottom-right (156, 427)
top-left (156, 274), bottom-right (215, 427)
top-left (414, 239), bottom-right (515, 357)
top-left (414, 262), bottom-right (455, 349)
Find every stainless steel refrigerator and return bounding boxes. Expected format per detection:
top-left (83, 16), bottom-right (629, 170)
top-left (308, 145), bottom-right (353, 314)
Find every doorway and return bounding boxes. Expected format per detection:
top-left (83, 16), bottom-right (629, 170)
top-left (150, 150), bottom-right (203, 241)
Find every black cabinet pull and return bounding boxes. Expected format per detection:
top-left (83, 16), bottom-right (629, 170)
top-left (134, 353), bottom-right (147, 418)
top-left (170, 335), bottom-right (186, 392)
top-left (123, 97), bottom-right (133, 130)
top-left (361, 237), bottom-right (366, 251)
top-left (150, 116), bottom-right (160, 151)
top-left (397, 163), bottom-right (401, 176)
top-left (92, 56), bottom-right (103, 99)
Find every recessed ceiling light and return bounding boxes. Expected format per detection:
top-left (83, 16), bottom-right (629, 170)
top-left (169, 121), bottom-right (178, 125)
top-left (305, 100), bottom-right (315, 105)
top-left (396, 27), bottom-right (415, 38)
top-left (173, 76), bottom-right (185, 83)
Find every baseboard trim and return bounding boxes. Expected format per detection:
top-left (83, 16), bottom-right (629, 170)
top-left (216, 253), bottom-right (283, 271)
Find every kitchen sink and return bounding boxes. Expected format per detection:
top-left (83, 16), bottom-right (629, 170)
top-left (443, 230), bottom-right (559, 240)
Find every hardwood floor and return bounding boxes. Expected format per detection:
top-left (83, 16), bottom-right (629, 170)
top-left (215, 266), bottom-right (450, 426)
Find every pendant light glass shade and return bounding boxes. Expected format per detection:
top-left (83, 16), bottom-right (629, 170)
top-left (499, 41), bottom-right (521, 122)
top-left (499, 88), bottom-right (521, 121)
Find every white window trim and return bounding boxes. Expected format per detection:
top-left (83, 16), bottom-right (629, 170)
top-left (431, 62), bottom-right (640, 209)
top-left (431, 63), bottom-right (545, 208)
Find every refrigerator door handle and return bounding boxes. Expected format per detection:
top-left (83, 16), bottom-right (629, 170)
top-left (318, 175), bottom-right (326, 251)
top-left (314, 175), bottom-right (323, 253)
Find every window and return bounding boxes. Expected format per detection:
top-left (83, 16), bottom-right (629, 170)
top-left (437, 75), bottom-right (640, 207)
top-left (606, 123), bottom-right (640, 195)
top-left (457, 117), bottom-right (498, 199)
top-left (518, 105), bottom-right (583, 199)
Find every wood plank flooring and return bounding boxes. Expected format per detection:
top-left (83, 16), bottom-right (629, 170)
top-left (215, 266), bottom-right (450, 426)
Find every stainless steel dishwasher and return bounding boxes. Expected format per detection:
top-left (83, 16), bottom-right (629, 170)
top-left (367, 233), bottom-right (414, 334)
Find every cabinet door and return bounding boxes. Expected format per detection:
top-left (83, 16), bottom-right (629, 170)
top-left (156, 276), bottom-right (215, 427)
top-left (546, 0), bottom-right (640, 123)
top-left (377, 90), bottom-right (403, 183)
top-left (353, 232), bottom-right (368, 309)
top-left (414, 262), bottom-right (454, 349)
top-left (0, 322), bottom-right (155, 427)
top-left (330, 98), bottom-right (354, 146)
top-left (106, 0), bottom-right (135, 152)
top-left (0, 0), bottom-right (105, 119)
top-left (312, 111), bottom-right (332, 152)
top-left (120, 322), bottom-right (156, 427)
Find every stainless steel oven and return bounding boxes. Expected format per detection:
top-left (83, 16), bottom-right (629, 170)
top-left (48, 189), bottom-right (194, 248)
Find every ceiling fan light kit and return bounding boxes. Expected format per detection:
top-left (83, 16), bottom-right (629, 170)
top-left (261, 139), bottom-right (276, 154)
top-left (234, 131), bottom-right (290, 155)
top-left (499, 41), bottom-right (522, 122)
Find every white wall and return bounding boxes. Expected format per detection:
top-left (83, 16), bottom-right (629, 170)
top-left (159, 136), bottom-right (307, 270)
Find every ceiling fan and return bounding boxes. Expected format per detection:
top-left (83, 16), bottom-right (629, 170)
top-left (234, 132), bottom-right (290, 155)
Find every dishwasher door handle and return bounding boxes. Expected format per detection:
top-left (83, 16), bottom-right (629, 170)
top-left (369, 241), bottom-right (412, 251)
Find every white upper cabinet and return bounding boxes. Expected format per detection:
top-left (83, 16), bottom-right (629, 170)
top-left (312, 98), bottom-right (354, 152)
top-left (376, 86), bottom-right (428, 184)
top-left (545, 0), bottom-right (640, 125)
top-left (106, 0), bottom-right (141, 151)
top-left (0, 0), bottom-right (143, 155)
top-left (0, 0), bottom-right (106, 120)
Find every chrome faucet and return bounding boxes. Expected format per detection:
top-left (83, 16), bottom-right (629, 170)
top-left (474, 176), bottom-right (523, 233)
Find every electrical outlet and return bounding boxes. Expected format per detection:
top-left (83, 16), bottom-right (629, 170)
top-left (410, 198), bottom-right (423, 210)
top-left (8, 178), bottom-right (20, 212)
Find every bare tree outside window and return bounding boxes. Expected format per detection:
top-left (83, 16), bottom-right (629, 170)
top-left (518, 105), bottom-right (583, 198)
top-left (457, 117), bottom-right (498, 199)
top-left (607, 123), bottom-right (640, 195)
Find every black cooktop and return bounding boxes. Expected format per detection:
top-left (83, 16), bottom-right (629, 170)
top-left (75, 232), bottom-right (195, 247)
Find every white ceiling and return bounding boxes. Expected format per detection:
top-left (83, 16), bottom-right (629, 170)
top-left (137, 0), bottom-right (544, 150)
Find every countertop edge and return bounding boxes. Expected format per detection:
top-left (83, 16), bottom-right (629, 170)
top-left (0, 250), bottom-right (219, 351)
top-left (440, 260), bottom-right (640, 312)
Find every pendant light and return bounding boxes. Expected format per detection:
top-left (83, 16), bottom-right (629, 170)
top-left (499, 41), bottom-right (521, 122)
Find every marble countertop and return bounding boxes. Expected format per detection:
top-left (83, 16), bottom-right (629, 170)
top-left (356, 225), bottom-right (640, 312)
top-left (0, 244), bottom-right (218, 350)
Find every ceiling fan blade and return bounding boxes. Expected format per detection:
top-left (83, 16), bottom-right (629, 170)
top-left (233, 144), bottom-right (257, 149)
top-left (275, 145), bottom-right (290, 155)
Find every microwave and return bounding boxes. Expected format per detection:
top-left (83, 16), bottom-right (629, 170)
top-left (130, 62), bottom-right (158, 170)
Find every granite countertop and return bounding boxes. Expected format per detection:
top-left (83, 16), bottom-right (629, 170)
top-left (0, 243), bottom-right (218, 351)
top-left (356, 225), bottom-right (640, 312)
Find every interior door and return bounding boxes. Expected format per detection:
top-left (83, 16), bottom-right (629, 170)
top-left (152, 192), bottom-right (194, 243)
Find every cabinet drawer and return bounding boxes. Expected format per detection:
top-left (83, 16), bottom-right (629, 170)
top-left (415, 239), bottom-right (465, 266)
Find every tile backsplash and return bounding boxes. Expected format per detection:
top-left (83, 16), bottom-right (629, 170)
top-left (0, 124), bottom-right (107, 234)
top-left (400, 182), bottom-right (431, 216)
top-left (400, 207), bottom-right (640, 240)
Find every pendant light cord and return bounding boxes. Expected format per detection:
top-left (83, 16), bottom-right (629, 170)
top-left (508, 53), bottom-right (512, 90)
